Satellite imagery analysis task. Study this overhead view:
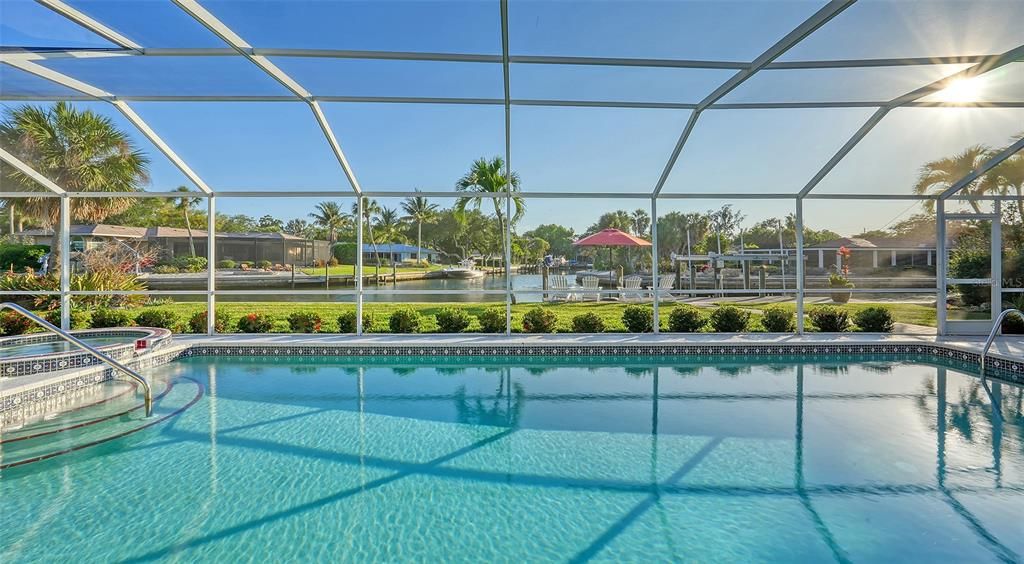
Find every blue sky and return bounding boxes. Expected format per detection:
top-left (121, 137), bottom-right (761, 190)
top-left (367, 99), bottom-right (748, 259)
top-left (2, 1), bottom-right (1024, 235)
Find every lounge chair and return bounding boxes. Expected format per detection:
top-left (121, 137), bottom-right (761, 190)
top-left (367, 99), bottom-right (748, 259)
top-left (547, 275), bottom-right (573, 302)
top-left (647, 274), bottom-right (677, 302)
top-left (617, 275), bottom-right (643, 302)
top-left (580, 275), bottom-right (601, 302)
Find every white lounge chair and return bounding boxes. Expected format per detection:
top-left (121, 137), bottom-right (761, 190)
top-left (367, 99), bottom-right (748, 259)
top-left (580, 275), bottom-right (601, 302)
top-left (647, 274), bottom-right (677, 302)
top-left (547, 275), bottom-right (573, 302)
top-left (617, 275), bottom-right (643, 302)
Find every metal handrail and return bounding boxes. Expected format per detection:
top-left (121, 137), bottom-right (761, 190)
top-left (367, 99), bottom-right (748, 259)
top-left (980, 308), bottom-right (1023, 377)
top-left (1, 302), bottom-right (152, 416)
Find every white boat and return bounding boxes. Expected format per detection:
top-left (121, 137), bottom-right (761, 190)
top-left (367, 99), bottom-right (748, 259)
top-left (443, 259), bottom-right (486, 279)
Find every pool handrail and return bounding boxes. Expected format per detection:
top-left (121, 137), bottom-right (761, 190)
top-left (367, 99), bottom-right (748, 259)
top-left (980, 308), bottom-right (1023, 377)
top-left (1, 302), bottom-right (152, 417)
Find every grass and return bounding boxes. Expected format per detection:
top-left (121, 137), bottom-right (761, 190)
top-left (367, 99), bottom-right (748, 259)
top-left (127, 299), bottom-right (940, 334)
top-left (721, 301), bottom-right (938, 328)
top-left (298, 265), bottom-right (444, 276)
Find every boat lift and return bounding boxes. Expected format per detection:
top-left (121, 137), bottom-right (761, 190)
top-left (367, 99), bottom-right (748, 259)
top-left (670, 249), bottom-right (793, 295)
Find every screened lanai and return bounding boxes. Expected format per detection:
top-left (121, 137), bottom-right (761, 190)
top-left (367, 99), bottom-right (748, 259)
top-left (2, 0), bottom-right (1023, 336)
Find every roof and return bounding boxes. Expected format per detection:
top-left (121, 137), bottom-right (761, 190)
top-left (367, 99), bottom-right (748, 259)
top-left (807, 237), bottom-right (877, 249)
top-left (363, 243), bottom-right (438, 254)
top-left (573, 228), bottom-right (652, 247)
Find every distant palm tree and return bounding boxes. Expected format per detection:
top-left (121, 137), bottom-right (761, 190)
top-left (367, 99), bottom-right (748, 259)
top-left (173, 186), bottom-right (202, 257)
top-left (913, 144), bottom-right (992, 213)
top-left (375, 206), bottom-right (406, 249)
top-left (308, 201), bottom-right (350, 244)
top-left (352, 199), bottom-right (383, 267)
top-left (630, 209), bottom-right (651, 237)
top-left (401, 191), bottom-right (439, 263)
top-left (455, 157), bottom-right (525, 239)
top-left (0, 102), bottom-right (149, 272)
top-left (988, 134), bottom-right (1024, 224)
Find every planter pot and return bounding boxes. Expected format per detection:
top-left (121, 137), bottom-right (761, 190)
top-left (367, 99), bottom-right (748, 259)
top-left (830, 291), bottom-right (852, 304)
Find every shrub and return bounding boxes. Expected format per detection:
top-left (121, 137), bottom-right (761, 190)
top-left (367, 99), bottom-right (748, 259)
top-left (0, 310), bottom-right (34, 335)
top-left (389, 308), bottom-right (423, 333)
top-left (622, 305), bottom-right (654, 333)
top-left (91, 308), bottom-right (135, 328)
top-left (1003, 295), bottom-right (1024, 334)
top-left (853, 306), bottom-right (894, 332)
top-left (0, 244), bottom-right (48, 272)
top-left (709, 305), bottom-right (750, 332)
top-left (337, 310), bottom-right (373, 333)
top-left (287, 311), bottom-right (322, 333)
top-left (760, 305), bottom-right (795, 333)
top-left (152, 265), bottom-right (180, 274)
top-left (172, 256), bottom-right (207, 273)
top-left (522, 307), bottom-right (558, 333)
top-left (44, 307), bottom-right (91, 330)
top-left (436, 307), bottom-right (472, 333)
top-left (949, 247), bottom-right (991, 306)
top-left (571, 312), bottom-right (606, 333)
top-left (188, 310), bottom-right (230, 333)
top-left (256, 260), bottom-right (273, 269)
top-left (809, 306), bottom-right (850, 332)
top-left (667, 304), bottom-right (704, 332)
top-left (333, 242), bottom-right (357, 264)
top-left (237, 312), bottom-right (274, 333)
top-left (328, 256), bottom-right (339, 267)
top-left (217, 259), bottom-right (237, 269)
top-left (135, 309), bottom-right (180, 330)
top-left (478, 307), bottom-right (507, 333)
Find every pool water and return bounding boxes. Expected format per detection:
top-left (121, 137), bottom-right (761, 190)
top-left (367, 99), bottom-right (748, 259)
top-left (1, 336), bottom-right (134, 359)
top-left (1, 356), bottom-right (1022, 562)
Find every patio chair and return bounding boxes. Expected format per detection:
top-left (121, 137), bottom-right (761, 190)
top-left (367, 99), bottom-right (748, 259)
top-left (617, 275), bottom-right (644, 302)
top-left (580, 275), bottom-right (601, 302)
top-left (647, 274), bottom-right (677, 302)
top-left (547, 275), bottom-right (573, 302)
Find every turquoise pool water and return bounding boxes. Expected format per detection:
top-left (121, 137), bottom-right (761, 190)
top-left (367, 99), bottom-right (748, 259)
top-left (1, 356), bottom-right (1022, 562)
top-left (1, 336), bottom-right (134, 359)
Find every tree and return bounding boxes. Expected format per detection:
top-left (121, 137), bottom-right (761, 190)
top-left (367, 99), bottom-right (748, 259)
top-left (455, 156), bottom-right (525, 240)
top-left (913, 144), bottom-right (992, 213)
top-left (172, 186), bottom-right (202, 257)
top-left (284, 218), bottom-right (311, 237)
top-left (353, 199), bottom-right (383, 267)
top-left (401, 191), bottom-right (439, 262)
top-left (586, 210), bottom-right (632, 235)
top-left (374, 206), bottom-right (406, 246)
top-left (0, 102), bottom-right (149, 271)
top-left (631, 209), bottom-right (651, 238)
top-left (523, 224), bottom-right (576, 258)
top-left (257, 214), bottom-right (284, 232)
top-left (309, 201), bottom-right (350, 244)
top-left (988, 134), bottom-right (1024, 225)
top-left (707, 204), bottom-right (746, 253)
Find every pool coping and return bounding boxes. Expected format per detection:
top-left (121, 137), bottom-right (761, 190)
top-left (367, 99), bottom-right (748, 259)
top-left (2, 334), bottom-right (1022, 421)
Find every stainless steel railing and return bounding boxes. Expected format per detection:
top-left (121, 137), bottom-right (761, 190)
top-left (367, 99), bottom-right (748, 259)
top-left (1, 302), bottom-right (152, 416)
top-left (980, 308), bottom-right (1023, 377)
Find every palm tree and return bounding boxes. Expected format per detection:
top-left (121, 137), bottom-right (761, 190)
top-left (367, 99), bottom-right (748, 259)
top-left (455, 156), bottom-right (525, 240)
top-left (988, 134), bottom-right (1024, 224)
top-left (308, 201), bottom-right (350, 244)
top-left (913, 145), bottom-right (992, 213)
top-left (0, 102), bottom-right (149, 272)
top-left (352, 198), bottom-right (383, 267)
top-left (375, 206), bottom-right (406, 251)
top-left (401, 191), bottom-right (439, 263)
top-left (172, 186), bottom-right (202, 256)
top-left (631, 209), bottom-right (651, 237)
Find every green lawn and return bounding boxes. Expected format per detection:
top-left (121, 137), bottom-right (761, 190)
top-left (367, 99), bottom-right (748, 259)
top-left (131, 300), bottom-right (940, 334)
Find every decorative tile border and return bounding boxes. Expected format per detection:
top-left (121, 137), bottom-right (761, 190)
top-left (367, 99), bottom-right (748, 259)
top-left (0, 328), bottom-right (171, 378)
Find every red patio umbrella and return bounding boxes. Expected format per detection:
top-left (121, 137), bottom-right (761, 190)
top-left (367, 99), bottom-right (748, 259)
top-left (573, 228), bottom-right (651, 269)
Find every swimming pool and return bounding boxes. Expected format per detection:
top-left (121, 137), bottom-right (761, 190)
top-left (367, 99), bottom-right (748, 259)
top-left (1, 336), bottom-right (136, 359)
top-left (2, 355), bottom-right (1021, 562)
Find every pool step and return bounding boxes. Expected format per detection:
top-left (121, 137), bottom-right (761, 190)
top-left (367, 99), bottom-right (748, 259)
top-left (0, 377), bottom-right (201, 469)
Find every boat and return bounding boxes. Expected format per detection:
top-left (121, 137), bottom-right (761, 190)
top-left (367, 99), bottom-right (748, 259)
top-left (443, 259), bottom-right (486, 279)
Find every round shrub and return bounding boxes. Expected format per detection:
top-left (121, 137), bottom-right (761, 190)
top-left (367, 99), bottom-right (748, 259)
top-left (256, 260), bottom-right (273, 269)
top-left (172, 256), bottom-right (207, 273)
top-left (709, 305), bottom-right (750, 332)
top-left (44, 308), bottom-right (91, 330)
top-left (152, 265), bottom-right (179, 274)
top-left (571, 312), bottom-right (606, 333)
top-left (91, 308), bottom-right (135, 328)
top-left (522, 307), bottom-right (558, 333)
top-left (1003, 312), bottom-right (1024, 334)
top-left (436, 307), bottom-right (472, 333)
top-left (852, 306), bottom-right (894, 332)
top-left (217, 259), bottom-right (237, 269)
top-left (0, 310), bottom-right (34, 335)
top-left (287, 311), bottom-right (322, 333)
top-left (759, 305), bottom-right (795, 333)
top-left (667, 304), bottom-right (704, 332)
top-left (389, 308), bottom-right (423, 333)
top-left (135, 309), bottom-right (180, 330)
top-left (809, 306), bottom-right (850, 332)
top-left (188, 310), bottom-right (230, 333)
top-left (237, 312), bottom-right (274, 333)
top-left (622, 305), bottom-right (654, 333)
top-left (478, 307), bottom-right (507, 333)
top-left (337, 310), bottom-right (373, 333)
top-left (328, 256), bottom-right (339, 267)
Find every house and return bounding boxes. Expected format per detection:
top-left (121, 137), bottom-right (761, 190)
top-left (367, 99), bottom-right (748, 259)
top-left (806, 236), bottom-right (936, 271)
top-left (362, 243), bottom-right (441, 264)
top-left (18, 224), bottom-right (330, 266)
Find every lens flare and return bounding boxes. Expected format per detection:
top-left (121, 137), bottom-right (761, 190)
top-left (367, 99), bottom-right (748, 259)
top-left (934, 77), bottom-right (984, 103)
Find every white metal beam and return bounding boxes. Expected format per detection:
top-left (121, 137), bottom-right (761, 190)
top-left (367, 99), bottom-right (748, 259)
top-left (938, 136), bottom-right (1024, 199)
top-left (0, 146), bottom-right (67, 194)
top-left (798, 43), bottom-right (1024, 197)
top-left (651, 0), bottom-right (856, 197)
top-left (170, 0), bottom-right (363, 194)
top-left (35, 0), bottom-right (142, 50)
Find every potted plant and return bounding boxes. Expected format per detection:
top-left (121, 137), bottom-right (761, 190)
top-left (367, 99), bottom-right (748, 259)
top-left (829, 246), bottom-right (854, 303)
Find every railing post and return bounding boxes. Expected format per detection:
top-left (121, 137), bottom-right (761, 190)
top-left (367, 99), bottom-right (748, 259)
top-left (60, 194), bottom-right (70, 330)
top-left (207, 194), bottom-right (216, 334)
top-left (356, 196), bottom-right (364, 335)
top-left (936, 200), bottom-right (947, 335)
top-left (651, 196), bottom-right (659, 334)
top-left (795, 197), bottom-right (805, 334)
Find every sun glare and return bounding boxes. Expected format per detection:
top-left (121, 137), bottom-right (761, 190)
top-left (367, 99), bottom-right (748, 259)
top-left (934, 77), bottom-right (984, 103)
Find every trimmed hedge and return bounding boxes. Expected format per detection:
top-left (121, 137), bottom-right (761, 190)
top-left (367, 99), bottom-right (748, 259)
top-left (572, 312), bottom-right (606, 333)
top-left (667, 304), bottom-right (704, 332)
top-left (237, 312), bottom-right (274, 333)
top-left (135, 309), bottom-right (180, 330)
top-left (91, 308), bottom-right (136, 328)
top-left (436, 307), bottom-right (472, 333)
top-left (809, 306), bottom-right (850, 332)
top-left (852, 306), bottom-right (894, 332)
top-left (389, 308), bottom-right (423, 333)
top-left (759, 305), bottom-right (794, 333)
top-left (709, 305), bottom-right (749, 332)
top-left (337, 310), bottom-right (373, 333)
top-left (622, 305), bottom-right (654, 333)
top-left (478, 307), bottom-right (506, 333)
top-left (522, 307), bottom-right (557, 333)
